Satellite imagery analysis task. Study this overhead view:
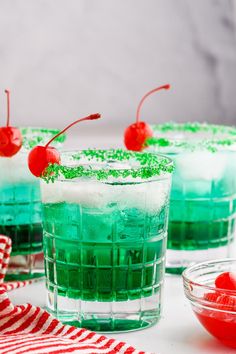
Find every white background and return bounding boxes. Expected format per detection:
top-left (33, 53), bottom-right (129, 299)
top-left (0, 0), bottom-right (236, 140)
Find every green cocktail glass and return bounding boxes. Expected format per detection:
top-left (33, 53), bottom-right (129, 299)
top-left (1, 128), bottom-right (66, 280)
top-left (41, 149), bottom-right (173, 332)
top-left (147, 122), bottom-right (236, 274)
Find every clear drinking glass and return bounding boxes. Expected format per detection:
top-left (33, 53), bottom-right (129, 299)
top-left (147, 123), bottom-right (236, 274)
top-left (1, 128), bottom-right (66, 280)
top-left (41, 149), bottom-right (173, 332)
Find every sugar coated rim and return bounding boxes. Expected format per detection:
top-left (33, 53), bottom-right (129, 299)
top-left (42, 149), bottom-right (174, 182)
top-left (147, 122), bottom-right (236, 152)
top-left (20, 127), bottom-right (66, 150)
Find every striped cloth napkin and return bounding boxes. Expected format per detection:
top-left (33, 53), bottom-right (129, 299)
top-left (0, 236), bottom-right (152, 354)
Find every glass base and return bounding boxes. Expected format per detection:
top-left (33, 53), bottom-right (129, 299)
top-left (5, 252), bottom-right (45, 281)
top-left (46, 290), bottom-right (161, 332)
top-left (166, 244), bottom-right (230, 275)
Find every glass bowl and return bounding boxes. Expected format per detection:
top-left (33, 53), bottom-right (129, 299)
top-left (183, 259), bottom-right (236, 348)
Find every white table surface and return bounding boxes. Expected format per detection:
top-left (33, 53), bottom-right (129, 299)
top-left (8, 274), bottom-right (236, 354)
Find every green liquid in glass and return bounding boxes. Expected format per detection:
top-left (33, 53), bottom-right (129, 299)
top-left (43, 202), bottom-right (167, 302)
top-left (168, 197), bottom-right (236, 251)
top-left (0, 182), bottom-right (43, 254)
top-left (0, 224), bottom-right (42, 254)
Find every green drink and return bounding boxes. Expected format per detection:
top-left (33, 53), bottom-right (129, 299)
top-left (1, 128), bottom-right (65, 280)
top-left (41, 149), bottom-right (173, 332)
top-left (147, 123), bottom-right (236, 274)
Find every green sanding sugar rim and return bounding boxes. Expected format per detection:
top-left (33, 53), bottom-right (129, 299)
top-left (42, 149), bottom-right (174, 182)
top-left (147, 122), bottom-right (236, 152)
top-left (20, 127), bottom-right (66, 150)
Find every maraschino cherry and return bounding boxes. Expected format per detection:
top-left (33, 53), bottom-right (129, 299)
top-left (28, 113), bottom-right (101, 177)
top-left (0, 90), bottom-right (23, 157)
top-left (215, 272), bottom-right (236, 291)
top-left (203, 272), bottom-right (236, 312)
top-left (124, 84), bottom-right (170, 151)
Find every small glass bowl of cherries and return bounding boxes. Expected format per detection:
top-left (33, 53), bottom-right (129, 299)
top-left (183, 259), bottom-right (236, 349)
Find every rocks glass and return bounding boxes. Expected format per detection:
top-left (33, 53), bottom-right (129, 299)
top-left (148, 123), bottom-right (236, 274)
top-left (41, 149), bottom-right (173, 331)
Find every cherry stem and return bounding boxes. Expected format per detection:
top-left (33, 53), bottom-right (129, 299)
top-left (45, 113), bottom-right (101, 148)
top-left (5, 90), bottom-right (10, 127)
top-left (136, 84), bottom-right (171, 123)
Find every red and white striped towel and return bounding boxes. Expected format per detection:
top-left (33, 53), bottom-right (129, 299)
top-left (0, 236), bottom-right (152, 354)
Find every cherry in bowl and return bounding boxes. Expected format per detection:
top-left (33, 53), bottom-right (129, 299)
top-left (183, 259), bottom-right (236, 349)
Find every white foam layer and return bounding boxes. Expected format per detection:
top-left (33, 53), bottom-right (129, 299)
top-left (0, 152), bottom-right (35, 185)
top-left (41, 178), bottom-right (171, 213)
top-left (175, 152), bottom-right (228, 181)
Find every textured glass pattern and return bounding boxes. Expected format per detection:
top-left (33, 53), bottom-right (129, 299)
top-left (0, 129), bottom-right (66, 280)
top-left (0, 152), bottom-right (44, 280)
top-left (165, 151), bottom-right (236, 273)
top-left (43, 177), bottom-right (171, 332)
top-left (0, 182), bottom-right (42, 254)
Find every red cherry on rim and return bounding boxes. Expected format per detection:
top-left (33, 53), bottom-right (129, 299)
top-left (28, 113), bottom-right (101, 177)
top-left (28, 146), bottom-right (61, 178)
top-left (0, 126), bottom-right (23, 157)
top-left (124, 121), bottom-right (153, 151)
top-left (0, 90), bottom-right (22, 157)
top-left (215, 272), bottom-right (236, 291)
top-left (124, 84), bottom-right (170, 151)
